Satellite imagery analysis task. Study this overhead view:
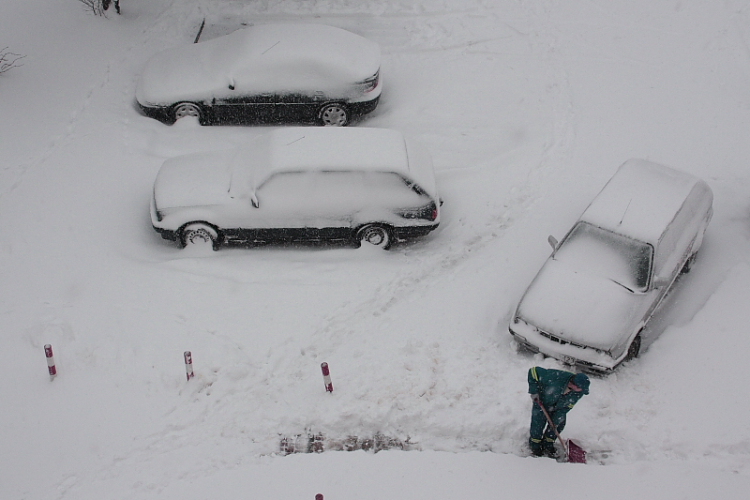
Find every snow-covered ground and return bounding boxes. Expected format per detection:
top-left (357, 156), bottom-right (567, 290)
top-left (2, 1), bottom-right (750, 498)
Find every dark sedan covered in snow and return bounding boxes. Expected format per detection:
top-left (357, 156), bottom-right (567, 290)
top-left (150, 127), bottom-right (441, 250)
top-left (136, 23), bottom-right (382, 126)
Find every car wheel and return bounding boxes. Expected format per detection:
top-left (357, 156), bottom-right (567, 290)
top-left (173, 102), bottom-right (203, 123)
top-left (319, 103), bottom-right (349, 126)
top-left (181, 223), bottom-right (220, 251)
top-left (357, 224), bottom-right (392, 249)
top-left (625, 333), bottom-right (642, 362)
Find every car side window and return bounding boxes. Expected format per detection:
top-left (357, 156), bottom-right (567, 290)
top-left (256, 171), bottom-right (370, 215)
top-left (255, 171), bottom-right (429, 215)
top-left (655, 186), bottom-right (707, 277)
top-left (256, 172), bottom-right (313, 212)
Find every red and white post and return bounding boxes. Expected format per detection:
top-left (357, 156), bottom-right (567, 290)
top-left (320, 362), bottom-right (333, 393)
top-left (184, 351), bottom-right (194, 381)
top-left (44, 344), bottom-right (57, 380)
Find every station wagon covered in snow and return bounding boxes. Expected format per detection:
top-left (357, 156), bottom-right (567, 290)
top-left (509, 159), bottom-right (713, 373)
top-left (136, 23), bottom-right (382, 126)
top-left (150, 127), bottom-right (440, 250)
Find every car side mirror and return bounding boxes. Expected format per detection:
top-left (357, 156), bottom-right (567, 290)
top-left (250, 193), bottom-right (259, 208)
top-left (547, 235), bottom-right (558, 251)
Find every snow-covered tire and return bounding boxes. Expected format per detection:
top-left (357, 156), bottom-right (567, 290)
top-left (357, 224), bottom-right (392, 249)
top-left (180, 223), bottom-right (220, 250)
top-left (173, 102), bottom-right (203, 123)
top-left (625, 333), bottom-right (642, 362)
top-left (319, 103), bottom-right (349, 126)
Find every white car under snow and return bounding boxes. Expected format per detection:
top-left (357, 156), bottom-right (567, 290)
top-left (509, 159), bottom-right (713, 373)
top-left (150, 127), bottom-right (441, 250)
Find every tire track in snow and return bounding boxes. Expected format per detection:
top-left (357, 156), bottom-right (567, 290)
top-left (60, 6), bottom-right (584, 490)
top-left (306, 0), bottom-right (578, 349)
top-left (6, 0), bottom-right (197, 194)
top-left (263, 3), bottom-right (581, 452)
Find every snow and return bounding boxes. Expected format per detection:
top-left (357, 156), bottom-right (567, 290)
top-left (156, 149), bottom-right (235, 207)
top-left (581, 159), bottom-right (711, 246)
top-left (136, 23), bottom-right (381, 106)
top-left (2, 1), bottom-right (750, 499)
top-left (153, 128), bottom-right (438, 233)
top-left (556, 222), bottom-right (652, 290)
top-left (264, 128), bottom-right (410, 178)
top-left (517, 258), bottom-right (642, 352)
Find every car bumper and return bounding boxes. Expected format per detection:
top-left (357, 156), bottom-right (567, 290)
top-left (150, 196), bottom-right (179, 242)
top-left (348, 94), bottom-right (380, 117)
top-left (138, 101), bottom-right (177, 124)
top-left (508, 320), bottom-right (617, 374)
top-left (154, 226), bottom-right (178, 242)
top-left (392, 223), bottom-right (439, 241)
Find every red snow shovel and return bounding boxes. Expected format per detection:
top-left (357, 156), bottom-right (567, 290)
top-left (536, 400), bottom-right (587, 464)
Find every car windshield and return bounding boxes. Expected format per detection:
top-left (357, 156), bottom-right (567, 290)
top-left (554, 222), bottom-right (653, 292)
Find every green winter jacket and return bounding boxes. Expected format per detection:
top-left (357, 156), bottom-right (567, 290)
top-left (528, 366), bottom-right (584, 413)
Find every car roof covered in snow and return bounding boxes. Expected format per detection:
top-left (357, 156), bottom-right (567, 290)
top-left (136, 23), bottom-right (381, 105)
top-left (224, 23), bottom-right (379, 77)
top-left (580, 159), bottom-right (710, 245)
top-left (228, 127), bottom-right (437, 198)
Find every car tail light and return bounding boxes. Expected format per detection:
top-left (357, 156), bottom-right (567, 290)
top-left (359, 70), bottom-right (379, 93)
top-left (397, 201), bottom-right (438, 221)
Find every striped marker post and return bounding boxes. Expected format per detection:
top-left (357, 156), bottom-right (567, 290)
top-left (184, 351), bottom-right (194, 381)
top-left (44, 344), bottom-right (57, 379)
top-left (320, 362), bottom-right (333, 393)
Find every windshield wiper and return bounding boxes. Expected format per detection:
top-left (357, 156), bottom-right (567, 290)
top-left (608, 278), bottom-right (635, 293)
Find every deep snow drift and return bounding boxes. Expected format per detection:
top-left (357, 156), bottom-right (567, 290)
top-left (2, 1), bottom-right (750, 499)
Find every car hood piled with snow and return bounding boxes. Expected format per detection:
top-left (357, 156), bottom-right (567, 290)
top-left (153, 150), bottom-right (236, 209)
top-left (136, 23), bottom-right (381, 106)
top-left (517, 259), bottom-right (646, 352)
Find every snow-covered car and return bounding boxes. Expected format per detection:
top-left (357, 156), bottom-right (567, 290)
top-left (136, 23), bottom-right (382, 126)
top-left (150, 127), bottom-right (440, 250)
top-left (509, 159), bottom-right (713, 373)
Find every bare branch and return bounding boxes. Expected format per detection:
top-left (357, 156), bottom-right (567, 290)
top-left (77, 0), bottom-right (106, 16)
top-left (0, 47), bottom-right (25, 74)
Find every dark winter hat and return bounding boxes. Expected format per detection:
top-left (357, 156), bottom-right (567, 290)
top-left (572, 373), bottom-right (590, 394)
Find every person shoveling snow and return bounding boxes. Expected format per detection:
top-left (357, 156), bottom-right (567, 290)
top-left (528, 367), bottom-right (589, 462)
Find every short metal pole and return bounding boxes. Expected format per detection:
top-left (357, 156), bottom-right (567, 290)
top-left (184, 351), bottom-right (194, 381)
top-left (321, 362), bottom-right (333, 393)
top-left (44, 344), bottom-right (57, 380)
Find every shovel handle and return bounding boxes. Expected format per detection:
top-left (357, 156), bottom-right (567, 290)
top-left (534, 399), bottom-right (569, 458)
